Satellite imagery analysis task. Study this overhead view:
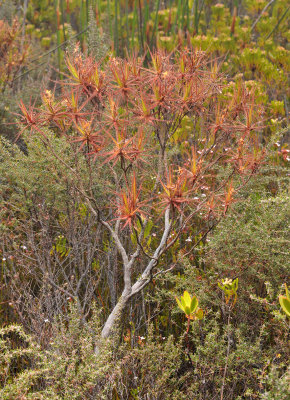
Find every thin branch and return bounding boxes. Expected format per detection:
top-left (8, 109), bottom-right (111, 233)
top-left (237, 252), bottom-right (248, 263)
top-left (251, 0), bottom-right (276, 32)
top-left (265, 6), bottom-right (289, 40)
top-left (130, 208), bottom-right (172, 296)
top-left (153, 263), bottom-right (177, 278)
top-left (13, 27), bottom-right (90, 82)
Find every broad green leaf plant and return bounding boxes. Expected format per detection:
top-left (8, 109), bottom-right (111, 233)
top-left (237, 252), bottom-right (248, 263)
top-left (218, 278), bottom-right (239, 307)
top-left (279, 284), bottom-right (290, 317)
top-left (176, 290), bottom-right (201, 320)
top-left (176, 291), bottom-right (203, 353)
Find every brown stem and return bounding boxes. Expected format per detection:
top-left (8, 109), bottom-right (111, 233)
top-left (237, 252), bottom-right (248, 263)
top-left (186, 316), bottom-right (190, 352)
top-left (220, 312), bottom-right (231, 400)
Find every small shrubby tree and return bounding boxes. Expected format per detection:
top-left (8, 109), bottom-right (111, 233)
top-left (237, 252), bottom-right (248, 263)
top-left (15, 48), bottom-right (264, 339)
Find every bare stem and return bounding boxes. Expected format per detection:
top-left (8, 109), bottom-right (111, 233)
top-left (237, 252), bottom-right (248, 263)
top-left (220, 312), bottom-right (231, 400)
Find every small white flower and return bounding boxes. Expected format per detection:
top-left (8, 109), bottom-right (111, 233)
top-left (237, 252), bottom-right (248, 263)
top-left (2, 257), bottom-right (6, 261)
top-left (21, 245), bottom-right (27, 250)
top-left (44, 319), bottom-right (49, 323)
top-left (185, 237), bottom-right (192, 242)
top-left (193, 196), bottom-right (199, 200)
top-left (201, 193), bottom-right (206, 197)
top-left (152, 233), bottom-right (156, 237)
top-left (222, 278), bottom-right (233, 285)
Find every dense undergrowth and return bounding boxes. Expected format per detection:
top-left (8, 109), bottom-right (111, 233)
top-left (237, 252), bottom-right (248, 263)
top-left (0, 1), bottom-right (289, 399)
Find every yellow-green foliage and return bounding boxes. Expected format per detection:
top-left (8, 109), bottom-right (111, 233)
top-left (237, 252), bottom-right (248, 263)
top-left (279, 284), bottom-right (290, 317)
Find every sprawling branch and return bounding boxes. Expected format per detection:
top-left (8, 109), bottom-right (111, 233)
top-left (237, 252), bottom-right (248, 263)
top-left (101, 208), bottom-right (171, 338)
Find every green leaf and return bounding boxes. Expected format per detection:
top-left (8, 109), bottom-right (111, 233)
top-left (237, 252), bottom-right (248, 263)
top-left (190, 296), bottom-right (198, 313)
top-left (176, 298), bottom-right (185, 313)
top-left (285, 284), bottom-right (289, 299)
top-left (181, 296), bottom-right (187, 310)
top-left (130, 232), bottom-right (137, 245)
top-left (144, 220), bottom-right (153, 239)
top-left (136, 218), bottom-right (142, 232)
top-left (146, 236), bottom-right (151, 247)
top-left (183, 291), bottom-right (191, 307)
top-left (233, 278), bottom-right (238, 290)
top-left (67, 59), bottom-right (79, 81)
top-left (279, 295), bottom-right (290, 317)
top-left (184, 306), bottom-right (191, 316)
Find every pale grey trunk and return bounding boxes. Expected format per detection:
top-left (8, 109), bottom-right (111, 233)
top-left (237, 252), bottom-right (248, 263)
top-left (100, 209), bottom-right (171, 340)
top-left (101, 292), bottom-right (130, 339)
top-left (100, 276), bottom-right (151, 339)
